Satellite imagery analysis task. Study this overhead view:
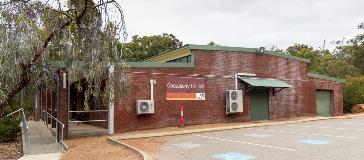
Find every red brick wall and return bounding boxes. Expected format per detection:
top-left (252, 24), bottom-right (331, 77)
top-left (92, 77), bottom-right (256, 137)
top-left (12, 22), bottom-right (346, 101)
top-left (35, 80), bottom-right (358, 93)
top-left (113, 50), bottom-right (343, 132)
top-left (59, 81), bottom-right (69, 139)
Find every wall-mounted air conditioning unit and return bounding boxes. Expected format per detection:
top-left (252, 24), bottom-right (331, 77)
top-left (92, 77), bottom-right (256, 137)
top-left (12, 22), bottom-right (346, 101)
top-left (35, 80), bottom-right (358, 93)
top-left (226, 90), bottom-right (243, 114)
top-left (136, 100), bottom-right (154, 115)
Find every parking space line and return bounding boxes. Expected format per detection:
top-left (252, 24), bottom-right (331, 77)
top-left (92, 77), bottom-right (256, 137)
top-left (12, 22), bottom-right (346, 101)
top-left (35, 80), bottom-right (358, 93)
top-left (341, 122), bottom-right (356, 125)
top-left (251, 128), bottom-right (357, 139)
top-left (172, 142), bottom-right (203, 149)
top-left (298, 139), bottom-right (332, 145)
top-left (193, 134), bottom-right (296, 151)
top-left (290, 125), bottom-right (364, 131)
top-left (213, 152), bottom-right (256, 160)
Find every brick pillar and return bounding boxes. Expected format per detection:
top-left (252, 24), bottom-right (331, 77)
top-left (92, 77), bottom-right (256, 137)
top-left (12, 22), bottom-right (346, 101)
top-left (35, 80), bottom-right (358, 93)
top-left (47, 91), bottom-right (52, 125)
top-left (59, 74), bottom-right (69, 140)
top-left (52, 91), bottom-right (56, 128)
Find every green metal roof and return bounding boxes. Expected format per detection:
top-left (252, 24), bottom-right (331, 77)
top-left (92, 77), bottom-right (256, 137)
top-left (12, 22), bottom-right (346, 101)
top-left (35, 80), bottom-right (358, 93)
top-left (238, 77), bottom-right (292, 88)
top-left (307, 73), bottom-right (345, 83)
top-left (146, 44), bottom-right (311, 63)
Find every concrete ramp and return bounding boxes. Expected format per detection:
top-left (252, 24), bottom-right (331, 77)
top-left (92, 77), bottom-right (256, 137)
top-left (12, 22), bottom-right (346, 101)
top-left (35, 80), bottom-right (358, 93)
top-left (19, 121), bottom-right (62, 159)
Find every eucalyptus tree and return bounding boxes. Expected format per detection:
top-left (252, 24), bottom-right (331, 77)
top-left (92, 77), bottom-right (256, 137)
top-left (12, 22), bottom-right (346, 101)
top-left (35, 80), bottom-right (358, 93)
top-left (0, 0), bottom-right (128, 112)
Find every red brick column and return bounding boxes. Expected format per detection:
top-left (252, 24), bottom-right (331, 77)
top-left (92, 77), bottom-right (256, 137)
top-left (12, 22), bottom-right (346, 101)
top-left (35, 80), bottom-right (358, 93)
top-left (46, 91), bottom-right (51, 125)
top-left (59, 74), bottom-right (69, 140)
top-left (52, 91), bottom-right (56, 128)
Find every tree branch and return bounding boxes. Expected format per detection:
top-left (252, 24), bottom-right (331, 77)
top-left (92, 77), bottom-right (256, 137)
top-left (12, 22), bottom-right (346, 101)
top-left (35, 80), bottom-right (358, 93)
top-left (0, 0), bottom-right (90, 108)
top-left (52, 9), bottom-right (74, 21)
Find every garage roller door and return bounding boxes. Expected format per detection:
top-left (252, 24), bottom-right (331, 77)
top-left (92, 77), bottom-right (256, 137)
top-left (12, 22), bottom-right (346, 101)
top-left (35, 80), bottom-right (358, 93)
top-left (316, 90), bottom-right (332, 116)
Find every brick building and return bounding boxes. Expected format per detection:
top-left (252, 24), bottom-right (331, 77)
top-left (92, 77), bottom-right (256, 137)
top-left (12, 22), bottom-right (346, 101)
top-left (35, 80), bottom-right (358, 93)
top-left (34, 44), bottom-right (345, 138)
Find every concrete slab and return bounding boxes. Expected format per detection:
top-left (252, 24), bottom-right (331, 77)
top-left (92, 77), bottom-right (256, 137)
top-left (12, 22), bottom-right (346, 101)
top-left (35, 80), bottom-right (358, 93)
top-left (25, 121), bottom-right (62, 155)
top-left (19, 152), bottom-right (61, 160)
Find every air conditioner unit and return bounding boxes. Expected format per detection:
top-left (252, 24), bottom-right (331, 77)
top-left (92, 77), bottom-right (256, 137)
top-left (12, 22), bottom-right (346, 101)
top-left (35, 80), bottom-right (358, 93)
top-left (136, 100), bottom-right (154, 115)
top-left (226, 90), bottom-right (243, 114)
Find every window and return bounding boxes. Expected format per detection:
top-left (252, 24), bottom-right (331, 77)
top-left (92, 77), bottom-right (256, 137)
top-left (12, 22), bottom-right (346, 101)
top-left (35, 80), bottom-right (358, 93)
top-left (166, 55), bottom-right (192, 63)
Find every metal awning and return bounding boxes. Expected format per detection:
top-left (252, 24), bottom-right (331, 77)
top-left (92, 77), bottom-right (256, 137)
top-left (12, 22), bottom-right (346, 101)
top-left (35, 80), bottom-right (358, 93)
top-left (238, 77), bottom-right (291, 88)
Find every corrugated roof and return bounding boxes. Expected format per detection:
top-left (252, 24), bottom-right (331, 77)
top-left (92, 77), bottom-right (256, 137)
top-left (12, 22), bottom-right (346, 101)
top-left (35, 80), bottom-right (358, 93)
top-left (307, 73), bottom-right (345, 83)
top-left (238, 77), bottom-right (291, 88)
top-left (146, 44), bottom-right (311, 63)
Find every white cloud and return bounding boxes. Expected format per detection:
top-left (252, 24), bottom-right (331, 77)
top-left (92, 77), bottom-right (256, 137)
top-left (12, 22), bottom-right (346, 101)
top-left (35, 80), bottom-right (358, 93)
top-left (118, 0), bottom-right (364, 50)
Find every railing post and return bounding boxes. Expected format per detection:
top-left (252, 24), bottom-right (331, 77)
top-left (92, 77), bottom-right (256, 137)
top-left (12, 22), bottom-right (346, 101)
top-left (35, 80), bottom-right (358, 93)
top-left (56, 122), bottom-right (59, 143)
top-left (62, 124), bottom-right (64, 143)
top-left (46, 112), bottom-right (48, 129)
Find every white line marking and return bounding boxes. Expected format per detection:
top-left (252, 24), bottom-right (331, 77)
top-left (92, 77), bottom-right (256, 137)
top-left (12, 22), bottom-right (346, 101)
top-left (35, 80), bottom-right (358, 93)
top-left (342, 122), bottom-right (356, 125)
top-left (172, 142), bottom-right (203, 149)
top-left (287, 125), bottom-right (364, 132)
top-left (285, 125), bottom-right (294, 127)
top-left (193, 134), bottom-right (296, 151)
top-left (317, 126), bottom-right (330, 129)
top-left (244, 134), bottom-right (273, 138)
top-left (252, 128), bottom-right (356, 139)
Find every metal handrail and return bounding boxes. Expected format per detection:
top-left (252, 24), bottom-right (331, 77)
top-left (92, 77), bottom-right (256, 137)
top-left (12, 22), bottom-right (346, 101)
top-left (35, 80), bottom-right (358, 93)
top-left (43, 110), bottom-right (64, 127)
top-left (42, 110), bottom-right (68, 150)
top-left (1, 108), bottom-right (28, 153)
top-left (0, 108), bottom-right (28, 130)
top-left (69, 110), bottom-right (108, 113)
top-left (69, 120), bottom-right (107, 123)
top-left (69, 109), bottom-right (108, 123)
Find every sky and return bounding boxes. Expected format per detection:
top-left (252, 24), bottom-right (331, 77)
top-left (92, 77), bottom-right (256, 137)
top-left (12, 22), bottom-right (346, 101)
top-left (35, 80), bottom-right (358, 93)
top-left (118, 0), bottom-right (364, 50)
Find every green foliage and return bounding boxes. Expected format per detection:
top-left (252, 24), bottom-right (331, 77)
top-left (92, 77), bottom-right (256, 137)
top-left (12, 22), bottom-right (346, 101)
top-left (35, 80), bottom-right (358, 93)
top-left (207, 41), bottom-right (219, 46)
top-left (0, 117), bottom-right (20, 142)
top-left (285, 43), bottom-right (361, 79)
top-left (286, 44), bottom-right (321, 72)
top-left (343, 76), bottom-right (364, 112)
top-left (335, 29), bottom-right (364, 75)
top-left (0, 104), bottom-right (21, 143)
top-left (284, 22), bottom-right (364, 113)
top-left (311, 54), bottom-right (360, 79)
top-left (0, 0), bottom-right (127, 110)
top-left (120, 33), bottom-right (183, 62)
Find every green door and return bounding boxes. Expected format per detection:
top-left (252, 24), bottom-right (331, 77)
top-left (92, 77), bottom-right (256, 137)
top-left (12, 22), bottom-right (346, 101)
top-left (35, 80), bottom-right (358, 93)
top-left (250, 88), bottom-right (269, 121)
top-left (316, 90), bottom-right (332, 116)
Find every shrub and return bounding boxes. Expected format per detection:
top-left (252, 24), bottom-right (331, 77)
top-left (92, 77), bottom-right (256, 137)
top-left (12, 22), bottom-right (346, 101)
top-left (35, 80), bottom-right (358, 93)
top-left (343, 76), bottom-right (364, 113)
top-left (0, 104), bottom-right (21, 143)
top-left (0, 116), bottom-right (20, 142)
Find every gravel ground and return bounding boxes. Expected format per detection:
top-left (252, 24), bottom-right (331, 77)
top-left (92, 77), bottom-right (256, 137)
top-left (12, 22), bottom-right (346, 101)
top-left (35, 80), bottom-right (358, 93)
top-left (61, 136), bottom-right (142, 160)
top-left (0, 135), bottom-right (23, 160)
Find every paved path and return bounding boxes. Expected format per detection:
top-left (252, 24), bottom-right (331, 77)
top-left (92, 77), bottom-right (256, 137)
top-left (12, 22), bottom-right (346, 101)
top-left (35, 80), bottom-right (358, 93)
top-left (19, 121), bottom-right (62, 160)
top-left (123, 116), bottom-right (364, 160)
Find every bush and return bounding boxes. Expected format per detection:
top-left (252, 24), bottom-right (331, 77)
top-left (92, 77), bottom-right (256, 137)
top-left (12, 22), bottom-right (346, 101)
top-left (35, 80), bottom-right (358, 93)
top-left (0, 116), bottom-right (20, 142)
top-left (0, 91), bottom-right (34, 143)
top-left (0, 103), bottom-right (21, 143)
top-left (343, 76), bottom-right (364, 113)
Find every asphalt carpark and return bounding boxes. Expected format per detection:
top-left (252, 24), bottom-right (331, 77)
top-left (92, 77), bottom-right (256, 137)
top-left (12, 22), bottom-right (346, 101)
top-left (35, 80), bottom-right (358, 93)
top-left (125, 116), bottom-right (364, 160)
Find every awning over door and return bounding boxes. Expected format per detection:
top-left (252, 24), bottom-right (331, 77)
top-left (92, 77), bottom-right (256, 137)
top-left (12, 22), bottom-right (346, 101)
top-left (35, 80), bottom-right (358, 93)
top-left (238, 77), bottom-right (291, 88)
